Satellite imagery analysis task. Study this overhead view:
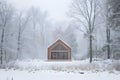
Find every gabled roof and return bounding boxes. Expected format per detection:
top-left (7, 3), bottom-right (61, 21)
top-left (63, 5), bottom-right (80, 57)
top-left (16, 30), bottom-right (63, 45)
top-left (48, 39), bottom-right (71, 50)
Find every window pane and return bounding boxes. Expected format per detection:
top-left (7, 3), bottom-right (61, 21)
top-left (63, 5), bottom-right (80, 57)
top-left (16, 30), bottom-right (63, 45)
top-left (51, 52), bottom-right (68, 59)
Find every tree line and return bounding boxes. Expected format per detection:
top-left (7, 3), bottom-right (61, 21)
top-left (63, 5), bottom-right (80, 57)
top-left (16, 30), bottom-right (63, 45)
top-left (0, 0), bottom-right (48, 64)
top-left (70, 0), bottom-right (120, 62)
top-left (0, 0), bottom-right (120, 64)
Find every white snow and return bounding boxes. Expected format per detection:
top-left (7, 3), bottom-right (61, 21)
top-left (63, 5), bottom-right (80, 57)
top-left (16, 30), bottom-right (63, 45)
top-left (0, 69), bottom-right (120, 80)
top-left (0, 59), bottom-right (120, 80)
top-left (6, 59), bottom-right (120, 72)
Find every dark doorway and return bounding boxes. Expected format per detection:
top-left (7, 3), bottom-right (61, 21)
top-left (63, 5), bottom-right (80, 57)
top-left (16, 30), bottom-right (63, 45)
top-left (51, 52), bottom-right (68, 59)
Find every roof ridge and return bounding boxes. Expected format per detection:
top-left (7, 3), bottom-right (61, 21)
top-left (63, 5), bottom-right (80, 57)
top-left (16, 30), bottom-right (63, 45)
top-left (48, 39), bottom-right (71, 49)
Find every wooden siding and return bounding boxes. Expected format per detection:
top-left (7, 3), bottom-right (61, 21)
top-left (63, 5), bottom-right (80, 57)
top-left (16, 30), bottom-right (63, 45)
top-left (48, 39), bottom-right (71, 60)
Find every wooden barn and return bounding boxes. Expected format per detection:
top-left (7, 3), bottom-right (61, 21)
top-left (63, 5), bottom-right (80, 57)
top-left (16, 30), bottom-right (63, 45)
top-left (48, 39), bottom-right (71, 61)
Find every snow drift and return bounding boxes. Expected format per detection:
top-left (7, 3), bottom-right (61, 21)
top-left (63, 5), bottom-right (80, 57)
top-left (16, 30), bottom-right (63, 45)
top-left (5, 59), bottom-right (120, 72)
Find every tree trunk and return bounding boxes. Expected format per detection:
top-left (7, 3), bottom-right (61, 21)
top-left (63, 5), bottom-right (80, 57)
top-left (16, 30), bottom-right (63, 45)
top-left (4, 49), bottom-right (6, 63)
top-left (90, 35), bottom-right (93, 63)
top-left (106, 27), bottom-right (111, 59)
top-left (106, 0), bottom-right (111, 59)
top-left (0, 29), bottom-right (5, 64)
top-left (16, 30), bottom-right (21, 59)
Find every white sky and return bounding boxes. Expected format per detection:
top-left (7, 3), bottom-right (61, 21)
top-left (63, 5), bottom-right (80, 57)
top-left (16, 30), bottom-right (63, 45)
top-left (7, 0), bottom-right (72, 22)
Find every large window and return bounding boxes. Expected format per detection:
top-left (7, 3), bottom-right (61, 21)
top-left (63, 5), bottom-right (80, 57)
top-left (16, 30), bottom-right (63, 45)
top-left (51, 52), bottom-right (68, 59)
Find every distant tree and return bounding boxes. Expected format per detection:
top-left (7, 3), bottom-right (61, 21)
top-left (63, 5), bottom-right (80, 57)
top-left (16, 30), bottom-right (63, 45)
top-left (28, 7), bottom-right (48, 59)
top-left (63, 25), bottom-right (78, 59)
top-left (103, 0), bottom-right (116, 59)
top-left (108, 0), bottom-right (120, 59)
top-left (16, 12), bottom-right (30, 59)
top-left (70, 0), bottom-right (100, 62)
top-left (52, 26), bottom-right (64, 40)
top-left (52, 24), bottom-right (78, 60)
top-left (0, 0), bottom-right (14, 64)
top-left (102, 0), bottom-right (113, 59)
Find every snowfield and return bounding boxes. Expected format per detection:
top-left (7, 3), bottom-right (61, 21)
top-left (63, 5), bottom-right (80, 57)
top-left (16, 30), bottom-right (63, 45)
top-left (0, 69), bottom-right (120, 80)
top-left (6, 59), bottom-right (120, 72)
top-left (0, 59), bottom-right (120, 80)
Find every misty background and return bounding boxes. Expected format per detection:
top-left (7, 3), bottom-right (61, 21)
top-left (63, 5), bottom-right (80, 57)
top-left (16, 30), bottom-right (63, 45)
top-left (0, 0), bottom-right (119, 63)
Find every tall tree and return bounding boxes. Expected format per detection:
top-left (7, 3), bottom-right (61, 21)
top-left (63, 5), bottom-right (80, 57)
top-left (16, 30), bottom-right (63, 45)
top-left (104, 0), bottom-right (112, 59)
top-left (70, 0), bottom-right (100, 62)
top-left (108, 0), bottom-right (120, 59)
top-left (16, 12), bottom-right (30, 59)
top-left (64, 25), bottom-right (78, 59)
top-left (0, 0), bottom-right (14, 64)
top-left (52, 24), bottom-right (78, 60)
top-left (28, 7), bottom-right (48, 59)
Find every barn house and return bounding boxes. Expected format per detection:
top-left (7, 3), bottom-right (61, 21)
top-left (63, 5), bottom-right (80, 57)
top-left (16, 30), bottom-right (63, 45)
top-left (48, 39), bottom-right (71, 61)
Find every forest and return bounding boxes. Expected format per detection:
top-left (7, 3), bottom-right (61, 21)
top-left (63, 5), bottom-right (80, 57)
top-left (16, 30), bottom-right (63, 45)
top-left (0, 0), bottom-right (120, 80)
top-left (0, 0), bottom-right (119, 63)
top-left (0, 0), bottom-right (120, 64)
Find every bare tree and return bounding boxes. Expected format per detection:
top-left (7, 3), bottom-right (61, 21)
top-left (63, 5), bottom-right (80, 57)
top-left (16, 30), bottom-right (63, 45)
top-left (28, 7), bottom-right (48, 59)
top-left (107, 0), bottom-right (120, 59)
top-left (16, 12), bottom-right (30, 59)
top-left (102, 0), bottom-right (120, 59)
top-left (0, 1), bottom-right (14, 64)
top-left (64, 25), bottom-right (78, 59)
top-left (70, 0), bottom-right (100, 62)
top-left (106, 0), bottom-right (112, 59)
top-left (102, 0), bottom-right (112, 59)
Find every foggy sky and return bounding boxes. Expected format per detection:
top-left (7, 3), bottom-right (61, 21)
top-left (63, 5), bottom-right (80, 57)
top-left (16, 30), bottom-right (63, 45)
top-left (7, 0), bottom-right (72, 22)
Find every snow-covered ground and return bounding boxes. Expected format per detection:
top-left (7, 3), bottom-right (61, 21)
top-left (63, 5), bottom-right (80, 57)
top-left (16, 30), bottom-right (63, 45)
top-left (0, 59), bottom-right (120, 80)
top-left (0, 69), bottom-right (120, 80)
top-left (6, 59), bottom-right (120, 71)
